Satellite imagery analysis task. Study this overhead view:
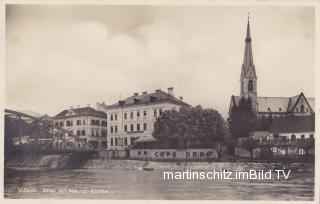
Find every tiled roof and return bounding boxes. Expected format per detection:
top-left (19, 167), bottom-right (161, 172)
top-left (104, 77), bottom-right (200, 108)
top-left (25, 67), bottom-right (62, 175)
top-left (40, 114), bottom-right (54, 122)
top-left (54, 107), bottom-right (106, 118)
top-left (257, 97), bottom-right (291, 112)
top-left (106, 90), bottom-right (189, 109)
top-left (232, 93), bottom-right (315, 113)
top-left (270, 115), bottom-right (315, 133)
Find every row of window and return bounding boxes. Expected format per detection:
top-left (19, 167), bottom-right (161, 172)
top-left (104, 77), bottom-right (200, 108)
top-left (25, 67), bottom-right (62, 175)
top-left (74, 129), bottom-right (107, 137)
top-left (54, 119), bottom-right (107, 127)
top-left (266, 105), bottom-right (309, 113)
top-left (110, 123), bottom-right (148, 133)
top-left (110, 137), bottom-right (135, 146)
top-left (289, 134), bottom-right (314, 140)
top-left (109, 109), bottom-right (164, 121)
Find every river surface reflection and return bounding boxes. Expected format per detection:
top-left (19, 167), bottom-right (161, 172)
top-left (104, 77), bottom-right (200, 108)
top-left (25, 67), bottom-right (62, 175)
top-left (4, 168), bottom-right (314, 200)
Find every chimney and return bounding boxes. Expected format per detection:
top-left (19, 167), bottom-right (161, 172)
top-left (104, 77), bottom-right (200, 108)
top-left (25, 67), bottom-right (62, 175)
top-left (142, 91), bottom-right (148, 95)
top-left (179, 96), bottom-right (183, 101)
top-left (102, 101), bottom-right (106, 105)
top-left (134, 93), bottom-right (139, 96)
top-left (155, 89), bottom-right (161, 93)
top-left (168, 87), bottom-right (174, 96)
top-left (70, 106), bottom-right (74, 109)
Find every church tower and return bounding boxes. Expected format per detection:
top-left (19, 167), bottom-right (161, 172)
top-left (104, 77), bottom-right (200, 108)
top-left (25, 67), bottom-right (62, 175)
top-left (240, 17), bottom-right (257, 110)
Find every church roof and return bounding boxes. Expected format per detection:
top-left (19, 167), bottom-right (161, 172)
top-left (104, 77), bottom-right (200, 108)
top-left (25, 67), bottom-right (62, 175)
top-left (257, 97), bottom-right (291, 112)
top-left (231, 93), bottom-right (315, 113)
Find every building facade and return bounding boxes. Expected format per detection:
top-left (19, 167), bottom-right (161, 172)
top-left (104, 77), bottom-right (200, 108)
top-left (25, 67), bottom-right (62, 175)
top-left (97, 87), bottom-right (188, 150)
top-left (229, 19), bottom-right (315, 117)
top-left (53, 106), bottom-right (107, 149)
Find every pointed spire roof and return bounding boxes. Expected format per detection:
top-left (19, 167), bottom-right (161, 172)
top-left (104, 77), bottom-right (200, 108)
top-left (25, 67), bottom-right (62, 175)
top-left (241, 16), bottom-right (256, 79)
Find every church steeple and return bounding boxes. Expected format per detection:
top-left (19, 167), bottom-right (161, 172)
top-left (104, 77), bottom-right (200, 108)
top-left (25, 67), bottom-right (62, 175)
top-left (241, 17), bottom-right (256, 79)
top-left (240, 15), bottom-right (257, 109)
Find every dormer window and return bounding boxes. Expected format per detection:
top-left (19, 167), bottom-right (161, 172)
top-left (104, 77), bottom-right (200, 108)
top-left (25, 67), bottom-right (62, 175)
top-left (119, 100), bottom-right (125, 106)
top-left (134, 98), bottom-right (140, 104)
top-left (150, 96), bottom-right (157, 102)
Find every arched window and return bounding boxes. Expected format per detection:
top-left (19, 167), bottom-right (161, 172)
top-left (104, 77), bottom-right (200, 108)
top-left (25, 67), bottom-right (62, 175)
top-left (241, 81), bottom-right (244, 93)
top-left (291, 134), bottom-right (296, 140)
top-left (300, 104), bottom-right (304, 113)
top-left (248, 80), bottom-right (253, 92)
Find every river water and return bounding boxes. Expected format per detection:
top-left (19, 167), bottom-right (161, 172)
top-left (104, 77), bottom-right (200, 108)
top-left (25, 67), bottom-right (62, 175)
top-left (4, 167), bottom-right (314, 200)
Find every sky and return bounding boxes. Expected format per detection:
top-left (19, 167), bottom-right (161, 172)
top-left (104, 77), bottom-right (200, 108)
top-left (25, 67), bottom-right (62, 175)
top-left (5, 5), bottom-right (315, 118)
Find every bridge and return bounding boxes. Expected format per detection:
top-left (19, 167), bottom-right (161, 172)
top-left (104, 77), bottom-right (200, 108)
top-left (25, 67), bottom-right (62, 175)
top-left (5, 109), bottom-right (94, 155)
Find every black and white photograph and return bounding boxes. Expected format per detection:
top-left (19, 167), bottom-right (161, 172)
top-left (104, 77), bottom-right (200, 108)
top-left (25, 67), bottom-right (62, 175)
top-left (2, 1), bottom-right (318, 202)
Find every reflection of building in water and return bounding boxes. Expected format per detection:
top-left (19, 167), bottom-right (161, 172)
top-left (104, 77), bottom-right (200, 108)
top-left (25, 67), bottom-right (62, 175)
top-left (97, 87), bottom-right (188, 150)
top-left (229, 18), bottom-right (315, 117)
top-left (53, 106), bottom-right (107, 149)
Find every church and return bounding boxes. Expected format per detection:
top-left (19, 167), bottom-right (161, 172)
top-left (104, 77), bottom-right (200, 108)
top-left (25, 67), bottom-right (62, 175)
top-left (229, 19), bottom-right (315, 118)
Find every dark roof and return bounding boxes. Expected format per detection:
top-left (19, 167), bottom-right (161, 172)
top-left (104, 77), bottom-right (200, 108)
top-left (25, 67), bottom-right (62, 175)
top-left (231, 93), bottom-right (315, 113)
top-left (54, 107), bottom-right (106, 118)
top-left (270, 115), bottom-right (315, 133)
top-left (40, 114), bottom-right (54, 122)
top-left (106, 90), bottom-right (189, 109)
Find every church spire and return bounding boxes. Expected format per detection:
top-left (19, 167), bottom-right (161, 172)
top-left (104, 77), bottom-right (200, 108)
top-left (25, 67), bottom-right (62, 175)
top-left (240, 15), bottom-right (257, 107)
top-left (241, 16), bottom-right (256, 79)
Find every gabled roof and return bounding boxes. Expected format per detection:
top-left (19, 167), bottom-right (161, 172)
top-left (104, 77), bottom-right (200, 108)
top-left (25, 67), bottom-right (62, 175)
top-left (40, 114), bottom-right (54, 122)
top-left (106, 90), bottom-right (189, 109)
top-left (270, 115), bottom-right (315, 133)
top-left (54, 107), bottom-right (106, 118)
top-left (230, 93), bottom-right (315, 113)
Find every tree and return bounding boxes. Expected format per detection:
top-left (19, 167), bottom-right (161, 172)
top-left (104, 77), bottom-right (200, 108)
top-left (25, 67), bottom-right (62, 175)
top-left (241, 137), bottom-right (259, 162)
top-left (154, 105), bottom-right (228, 153)
top-left (228, 97), bottom-right (257, 139)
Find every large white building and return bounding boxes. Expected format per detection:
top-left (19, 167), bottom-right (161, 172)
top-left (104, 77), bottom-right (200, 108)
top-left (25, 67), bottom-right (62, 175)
top-left (53, 106), bottom-right (108, 149)
top-left (97, 87), bottom-right (188, 150)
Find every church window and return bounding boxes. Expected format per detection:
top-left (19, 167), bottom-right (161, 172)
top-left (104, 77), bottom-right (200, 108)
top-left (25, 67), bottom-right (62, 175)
top-left (248, 80), bottom-right (253, 92)
top-left (300, 104), bottom-right (304, 113)
top-left (241, 82), bottom-right (244, 93)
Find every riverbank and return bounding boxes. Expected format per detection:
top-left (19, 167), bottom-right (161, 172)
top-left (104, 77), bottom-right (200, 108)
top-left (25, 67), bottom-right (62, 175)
top-left (5, 154), bottom-right (314, 172)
